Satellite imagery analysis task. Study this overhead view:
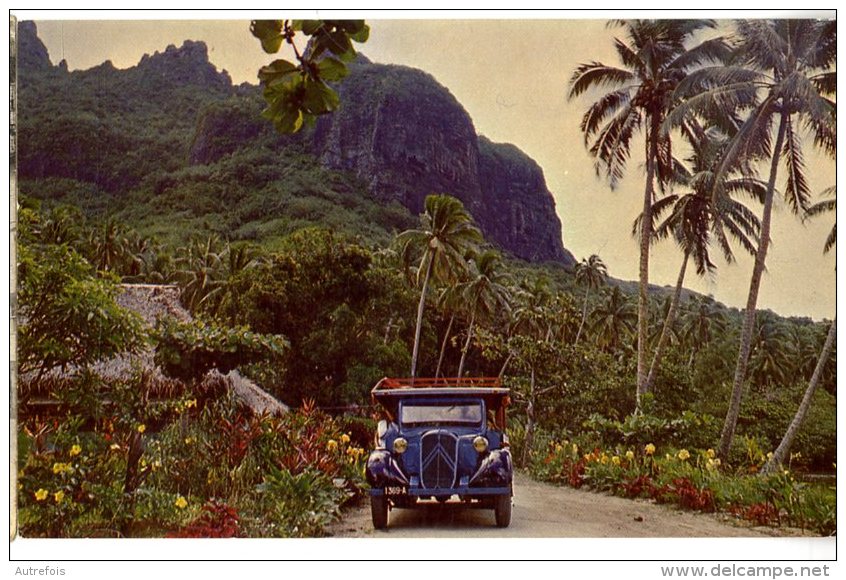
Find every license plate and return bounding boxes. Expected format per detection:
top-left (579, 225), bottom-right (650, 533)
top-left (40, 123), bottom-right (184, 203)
top-left (385, 486), bottom-right (404, 495)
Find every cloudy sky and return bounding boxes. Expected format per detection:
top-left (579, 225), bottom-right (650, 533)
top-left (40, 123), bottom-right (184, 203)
top-left (23, 12), bottom-right (837, 320)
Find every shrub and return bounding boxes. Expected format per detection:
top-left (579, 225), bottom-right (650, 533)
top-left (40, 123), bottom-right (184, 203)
top-left (153, 318), bottom-right (288, 383)
top-left (527, 432), bottom-right (836, 534)
top-left (249, 467), bottom-right (349, 537)
top-left (167, 499), bottom-right (241, 538)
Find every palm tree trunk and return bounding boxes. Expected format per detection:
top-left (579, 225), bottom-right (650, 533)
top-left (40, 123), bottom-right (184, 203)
top-left (410, 252), bottom-right (436, 379)
top-left (636, 114), bottom-right (659, 410)
top-left (575, 285), bottom-right (591, 345)
top-left (761, 318), bottom-right (836, 475)
top-left (644, 251), bottom-right (689, 393)
top-left (434, 314), bottom-right (455, 378)
top-left (498, 351), bottom-right (513, 378)
top-left (520, 365), bottom-right (536, 468)
top-left (457, 313), bottom-right (476, 378)
top-left (717, 111), bottom-right (789, 459)
top-left (383, 315), bottom-right (394, 345)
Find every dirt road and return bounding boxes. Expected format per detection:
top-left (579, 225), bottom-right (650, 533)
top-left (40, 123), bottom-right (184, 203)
top-left (327, 472), bottom-right (803, 538)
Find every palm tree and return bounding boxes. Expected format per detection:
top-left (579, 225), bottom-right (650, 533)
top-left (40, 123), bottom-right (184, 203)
top-left (748, 315), bottom-right (794, 388)
top-left (574, 255), bottom-right (608, 345)
top-left (680, 295), bottom-right (727, 366)
top-left (569, 19), bottom-right (729, 409)
top-left (590, 286), bottom-right (637, 353)
top-left (88, 218), bottom-right (131, 274)
top-left (504, 277), bottom-right (558, 468)
top-left (456, 250), bottom-right (511, 377)
top-left (547, 292), bottom-right (581, 345)
top-left (511, 276), bottom-right (554, 341)
top-left (122, 236), bottom-right (175, 284)
top-left (805, 186), bottom-right (836, 254)
top-left (40, 205), bottom-right (83, 246)
top-left (669, 19), bottom-right (836, 458)
top-left (641, 123), bottom-right (764, 393)
top-left (199, 243), bottom-right (261, 317)
top-left (175, 235), bottom-right (224, 311)
top-left (763, 186), bottom-right (836, 474)
top-left (433, 284), bottom-right (464, 378)
top-left (788, 323), bottom-right (823, 381)
top-left (397, 194), bottom-right (482, 378)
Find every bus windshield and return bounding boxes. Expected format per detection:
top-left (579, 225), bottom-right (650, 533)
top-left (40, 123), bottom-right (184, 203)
top-left (400, 402), bottom-right (483, 427)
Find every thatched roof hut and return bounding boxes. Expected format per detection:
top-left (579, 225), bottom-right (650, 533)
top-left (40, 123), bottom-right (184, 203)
top-left (19, 283), bottom-right (288, 417)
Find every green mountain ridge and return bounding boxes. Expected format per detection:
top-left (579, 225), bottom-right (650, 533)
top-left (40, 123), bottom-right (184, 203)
top-left (16, 22), bottom-right (575, 266)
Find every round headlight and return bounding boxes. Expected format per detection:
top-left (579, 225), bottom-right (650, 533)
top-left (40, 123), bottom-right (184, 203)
top-left (392, 437), bottom-right (408, 454)
top-left (473, 436), bottom-right (489, 453)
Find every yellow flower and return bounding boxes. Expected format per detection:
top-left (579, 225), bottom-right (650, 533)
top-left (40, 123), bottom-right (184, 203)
top-left (69, 444), bottom-right (82, 457)
top-left (706, 449), bottom-right (715, 459)
top-left (175, 496), bottom-right (188, 509)
top-left (611, 456), bottom-right (621, 466)
top-left (678, 449), bottom-right (690, 461)
top-left (644, 443), bottom-right (656, 456)
top-left (109, 443), bottom-right (122, 451)
top-left (184, 399), bottom-right (197, 409)
top-left (327, 439), bottom-right (338, 452)
top-left (34, 489), bottom-right (48, 502)
top-left (554, 444), bottom-right (563, 453)
top-left (340, 433), bottom-right (351, 445)
top-left (184, 437), bottom-right (195, 445)
top-left (583, 453), bottom-right (592, 462)
top-left (572, 443), bottom-right (579, 454)
top-left (52, 462), bottom-right (71, 475)
top-left (625, 450), bottom-right (635, 460)
top-left (600, 454), bottom-right (609, 465)
top-left (137, 424), bottom-right (146, 434)
top-left (54, 490), bottom-right (65, 504)
top-left (766, 451), bottom-right (774, 460)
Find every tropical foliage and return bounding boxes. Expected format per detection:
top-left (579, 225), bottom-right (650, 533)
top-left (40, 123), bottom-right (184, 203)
top-left (251, 19), bottom-right (369, 133)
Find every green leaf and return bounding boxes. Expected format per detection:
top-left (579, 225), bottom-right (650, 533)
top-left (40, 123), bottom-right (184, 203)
top-left (302, 78), bottom-right (340, 114)
top-left (260, 34), bottom-right (284, 54)
top-left (275, 108), bottom-right (304, 133)
top-left (349, 23), bottom-right (370, 43)
top-left (300, 20), bottom-right (322, 35)
top-left (320, 30), bottom-right (354, 58)
top-left (316, 57), bottom-right (348, 82)
top-left (258, 59), bottom-right (298, 83)
top-left (250, 20), bottom-right (285, 54)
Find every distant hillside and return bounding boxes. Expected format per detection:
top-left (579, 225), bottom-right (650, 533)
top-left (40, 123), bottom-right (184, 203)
top-left (16, 21), bottom-right (575, 266)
